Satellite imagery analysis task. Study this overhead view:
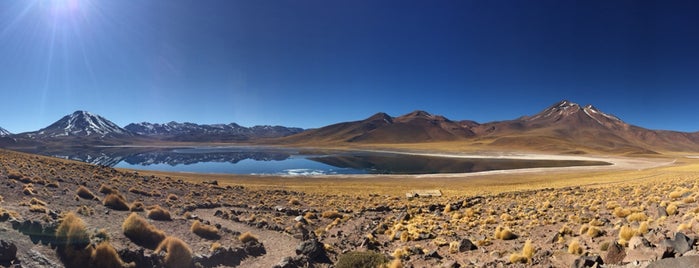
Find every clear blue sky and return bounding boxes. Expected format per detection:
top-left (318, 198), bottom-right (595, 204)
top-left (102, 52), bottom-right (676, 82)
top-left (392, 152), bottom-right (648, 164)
top-left (1, 0), bottom-right (698, 133)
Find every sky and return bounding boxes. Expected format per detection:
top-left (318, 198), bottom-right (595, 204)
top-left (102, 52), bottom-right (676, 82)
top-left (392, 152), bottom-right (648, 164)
top-left (0, 0), bottom-right (698, 133)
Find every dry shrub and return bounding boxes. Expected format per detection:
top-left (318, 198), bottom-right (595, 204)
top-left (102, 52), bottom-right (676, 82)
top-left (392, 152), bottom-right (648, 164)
top-left (130, 202), bottom-right (144, 212)
top-left (509, 239), bottom-right (535, 264)
top-left (321, 210), bottom-right (343, 219)
top-left (336, 251), bottom-right (388, 268)
top-left (494, 225), bottom-right (517, 240)
top-left (103, 194), bottom-right (129, 211)
top-left (156, 236), bottom-right (192, 268)
top-left (30, 197), bottom-right (46, 206)
top-left (76, 186), bottom-right (96, 200)
top-left (239, 231), bottom-right (258, 243)
top-left (129, 187), bottom-right (151, 196)
top-left (586, 226), bottom-right (603, 238)
top-left (613, 207), bottom-right (631, 218)
top-left (627, 212), bottom-right (647, 222)
top-left (288, 198), bottom-right (301, 206)
top-left (618, 225), bottom-right (635, 245)
top-left (667, 203), bottom-right (678, 215)
top-left (122, 213), bottom-right (166, 249)
top-left (167, 194), bottom-right (178, 201)
top-left (387, 259), bottom-right (402, 268)
top-left (191, 221), bottom-right (220, 240)
top-left (568, 239), bottom-right (582, 255)
top-left (90, 242), bottom-right (128, 268)
top-left (99, 184), bottom-right (118, 195)
top-left (55, 212), bottom-right (93, 268)
top-left (29, 205), bottom-right (47, 213)
top-left (147, 205), bottom-right (172, 221)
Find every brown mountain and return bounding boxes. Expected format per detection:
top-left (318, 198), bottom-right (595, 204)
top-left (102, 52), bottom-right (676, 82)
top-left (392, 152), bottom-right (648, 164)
top-left (281, 111), bottom-right (475, 144)
top-left (281, 100), bottom-right (699, 154)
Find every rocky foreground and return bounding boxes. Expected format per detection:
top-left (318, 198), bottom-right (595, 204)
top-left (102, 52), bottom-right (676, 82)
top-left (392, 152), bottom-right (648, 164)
top-left (2, 149), bottom-right (699, 267)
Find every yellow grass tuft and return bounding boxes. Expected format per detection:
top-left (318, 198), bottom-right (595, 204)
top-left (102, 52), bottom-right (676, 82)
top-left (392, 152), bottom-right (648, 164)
top-left (76, 186), bottom-right (96, 200)
top-left (156, 236), bottom-right (192, 268)
top-left (103, 194), bottom-right (129, 211)
top-left (667, 203), bottom-right (678, 216)
top-left (494, 225), bottom-right (517, 240)
top-left (568, 239), bottom-right (582, 255)
top-left (147, 205), bottom-right (172, 221)
top-left (191, 221), bottom-right (220, 240)
top-left (90, 242), bottom-right (128, 268)
top-left (239, 231), bottom-right (258, 243)
top-left (627, 212), bottom-right (648, 222)
top-left (321, 210), bottom-right (343, 219)
top-left (618, 225), bottom-right (635, 246)
top-left (122, 213), bottom-right (166, 249)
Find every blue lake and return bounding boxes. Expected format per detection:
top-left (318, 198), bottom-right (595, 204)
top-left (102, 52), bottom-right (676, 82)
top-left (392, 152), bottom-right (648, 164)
top-left (30, 146), bottom-right (612, 175)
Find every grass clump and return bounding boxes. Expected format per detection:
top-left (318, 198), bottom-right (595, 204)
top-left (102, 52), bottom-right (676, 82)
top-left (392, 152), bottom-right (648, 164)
top-left (147, 205), bottom-right (172, 221)
top-left (335, 251), bottom-right (388, 268)
top-left (98, 184), bottom-right (118, 195)
top-left (90, 242), bottom-right (129, 268)
top-left (568, 239), bottom-right (582, 255)
top-left (321, 210), bottom-right (343, 219)
top-left (156, 236), bottom-right (192, 268)
top-left (191, 221), bottom-right (220, 240)
top-left (667, 203), bottom-right (679, 215)
top-left (55, 212), bottom-right (92, 268)
top-left (627, 212), bottom-right (647, 222)
top-left (618, 225), bottom-right (635, 246)
top-left (509, 239), bottom-right (535, 264)
top-left (239, 231), bottom-right (258, 243)
top-left (129, 202), bottom-right (145, 212)
top-left (76, 186), bottom-right (96, 200)
top-left (103, 194), bottom-right (129, 211)
top-left (494, 225), bottom-right (517, 240)
top-left (122, 213), bottom-right (166, 249)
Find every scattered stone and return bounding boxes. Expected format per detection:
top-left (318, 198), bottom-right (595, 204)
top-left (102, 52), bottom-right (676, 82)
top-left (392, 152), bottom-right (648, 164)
top-left (647, 255), bottom-right (699, 268)
top-left (628, 236), bottom-right (652, 250)
top-left (244, 240), bottom-right (266, 257)
top-left (0, 240), bottom-right (17, 263)
top-left (294, 216), bottom-right (307, 224)
top-left (459, 238), bottom-right (477, 252)
top-left (442, 260), bottom-right (460, 268)
top-left (657, 206), bottom-right (668, 218)
top-left (193, 247), bottom-right (246, 267)
top-left (425, 249), bottom-right (442, 260)
top-left (663, 232), bottom-right (694, 256)
top-left (571, 255), bottom-right (603, 268)
top-left (605, 242), bottom-right (626, 265)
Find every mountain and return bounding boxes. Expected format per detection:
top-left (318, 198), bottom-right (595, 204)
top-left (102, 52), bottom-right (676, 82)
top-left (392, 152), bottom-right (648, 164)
top-left (281, 100), bottom-right (699, 154)
top-left (0, 126), bottom-right (11, 136)
top-left (282, 110), bottom-right (474, 144)
top-left (22, 111), bottom-right (133, 139)
top-left (124, 122), bottom-right (303, 142)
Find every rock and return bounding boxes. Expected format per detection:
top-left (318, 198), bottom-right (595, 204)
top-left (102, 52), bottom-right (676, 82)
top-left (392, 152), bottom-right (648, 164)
top-left (442, 260), bottom-right (460, 268)
top-left (623, 246), bottom-right (664, 263)
top-left (294, 216), bottom-right (307, 224)
top-left (663, 232), bottom-right (694, 256)
top-left (647, 255), bottom-right (699, 268)
top-left (605, 242), bottom-right (626, 265)
top-left (0, 240), bottom-right (17, 263)
top-left (571, 255), bottom-right (603, 268)
top-left (296, 239), bottom-right (330, 263)
top-left (244, 241), bottom-right (266, 257)
top-left (425, 250), bottom-right (442, 260)
top-left (459, 238), bottom-right (477, 252)
top-left (194, 247), bottom-right (246, 267)
top-left (657, 206), bottom-right (668, 218)
top-left (628, 236), bottom-right (652, 250)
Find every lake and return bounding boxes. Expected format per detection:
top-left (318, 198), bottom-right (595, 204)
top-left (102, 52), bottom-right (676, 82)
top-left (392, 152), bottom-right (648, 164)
top-left (28, 146), bottom-right (611, 175)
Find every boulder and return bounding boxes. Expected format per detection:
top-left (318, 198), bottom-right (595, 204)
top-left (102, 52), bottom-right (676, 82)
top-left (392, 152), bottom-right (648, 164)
top-left (0, 240), bottom-right (17, 263)
top-left (459, 238), bottom-right (477, 252)
top-left (571, 255), bottom-right (603, 268)
top-left (647, 255), bottom-right (699, 268)
top-left (296, 239), bottom-right (330, 263)
top-left (663, 232), bottom-right (694, 256)
top-left (604, 242), bottom-right (626, 265)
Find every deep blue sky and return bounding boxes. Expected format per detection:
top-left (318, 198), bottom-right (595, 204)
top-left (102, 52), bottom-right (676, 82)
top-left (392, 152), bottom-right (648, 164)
top-left (1, 0), bottom-right (698, 133)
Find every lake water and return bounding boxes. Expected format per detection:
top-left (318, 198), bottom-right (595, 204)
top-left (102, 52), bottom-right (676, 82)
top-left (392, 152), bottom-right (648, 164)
top-left (30, 146), bottom-right (611, 175)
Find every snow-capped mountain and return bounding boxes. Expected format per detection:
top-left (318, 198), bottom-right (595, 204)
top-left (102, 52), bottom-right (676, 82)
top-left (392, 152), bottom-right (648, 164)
top-left (25, 111), bottom-right (132, 139)
top-left (124, 121), bottom-right (303, 141)
top-left (0, 126), bottom-right (11, 136)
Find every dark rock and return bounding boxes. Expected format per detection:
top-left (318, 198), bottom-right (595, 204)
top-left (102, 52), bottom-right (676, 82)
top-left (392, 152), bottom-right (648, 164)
top-left (244, 241), bottom-right (266, 257)
top-left (663, 232), bottom-right (693, 256)
top-left (295, 239), bottom-right (330, 263)
top-left (459, 238), bottom-right (477, 252)
top-left (274, 256), bottom-right (306, 268)
top-left (647, 255), bottom-right (699, 268)
top-left (0, 240), bottom-right (17, 263)
top-left (605, 242), bottom-right (626, 265)
top-left (193, 247), bottom-right (246, 267)
top-left (572, 255), bottom-right (603, 268)
top-left (118, 248), bottom-right (162, 268)
top-left (425, 250), bottom-right (442, 260)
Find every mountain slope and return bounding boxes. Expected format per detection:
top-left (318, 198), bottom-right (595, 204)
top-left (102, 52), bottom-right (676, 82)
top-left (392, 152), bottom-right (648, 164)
top-left (0, 126), bottom-right (11, 136)
top-left (23, 111), bottom-right (133, 139)
top-left (124, 121), bottom-right (303, 142)
top-left (282, 111), bottom-right (474, 144)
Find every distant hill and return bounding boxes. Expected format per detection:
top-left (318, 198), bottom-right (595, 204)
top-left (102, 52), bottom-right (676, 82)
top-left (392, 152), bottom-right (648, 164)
top-left (0, 126), bottom-right (11, 136)
top-left (124, 122), bottom-right (303, 142)
top-left (280, 100), bottom-right (699, 154)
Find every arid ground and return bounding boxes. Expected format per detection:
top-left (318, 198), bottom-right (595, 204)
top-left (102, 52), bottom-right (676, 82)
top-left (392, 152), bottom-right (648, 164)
top-left (2, 147), bottom-right (699, 267)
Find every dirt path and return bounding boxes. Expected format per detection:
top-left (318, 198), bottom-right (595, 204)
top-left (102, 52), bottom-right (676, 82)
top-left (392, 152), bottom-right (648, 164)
top-left (195, 209), bottom-right (300, 268)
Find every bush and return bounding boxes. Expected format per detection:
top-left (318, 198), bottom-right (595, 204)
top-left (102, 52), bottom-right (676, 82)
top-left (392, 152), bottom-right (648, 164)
top-left (147, 205), bottom-right (172, 221)
top-left (568, 239), bottom-right (582, 255)
top-left (239, 231), bottom-right (258, 243)
top-left (90, 242), bottom-right (127, 268)
top-left (122, 213), bottom-right (166, 249)
top-left (335, 251), bottom-right (388, 268)
top-left (55, 212), bottom-right (93, 268)
top-left (321, 210), bottom-right (343, 219)
top-left (509, 239), bottom-right (535, 264)
top-left (76, 186), bottom-right (95, 200)
top-left (167, 194), bottom-right (178, 201)
top-left (98, 184), bottom-right (118, 195)
top-left (130, 202), bottom-right (144, 212)
top-left (103, 194), bottom-right (129, 211)
top-left (494, 226), bottom-right (517, 240)
top-left (156, 236), bottom-right (192, 268)
top-left (191, 221), bottom-right (220, 240)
